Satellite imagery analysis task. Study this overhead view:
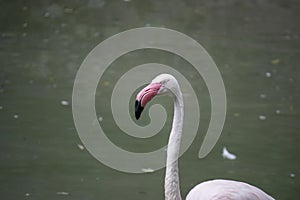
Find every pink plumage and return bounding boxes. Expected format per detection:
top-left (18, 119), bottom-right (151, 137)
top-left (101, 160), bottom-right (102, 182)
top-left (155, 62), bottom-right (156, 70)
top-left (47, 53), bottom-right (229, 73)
top-left (186, 179), bottom-right (274, 200)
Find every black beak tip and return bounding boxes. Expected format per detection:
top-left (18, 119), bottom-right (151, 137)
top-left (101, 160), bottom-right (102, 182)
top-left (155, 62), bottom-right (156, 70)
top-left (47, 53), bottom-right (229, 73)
top-left (135, 100), bottom-right (144, 120)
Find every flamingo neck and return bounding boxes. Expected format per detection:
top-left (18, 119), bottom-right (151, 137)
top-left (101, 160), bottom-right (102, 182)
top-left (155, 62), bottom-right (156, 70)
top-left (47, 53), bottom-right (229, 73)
top-left (164, 89), bottom-right (183, 200)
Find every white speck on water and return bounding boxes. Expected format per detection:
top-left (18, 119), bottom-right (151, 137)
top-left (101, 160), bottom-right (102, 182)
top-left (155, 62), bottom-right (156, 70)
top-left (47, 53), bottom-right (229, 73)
top-left (23, 22), bottom-right (28, 28)
top-left (25, 193), bottom-right (30, 197)
top-left (271, 59), bottom-right (280, 65)
top-left (64, 8), bottom-right (74, 14)
top-left (275, 110), bottom-right (281, 114)
top-left (123, 0), bottom-right (131, 2)
top-left (0, 106), bottom-right (3, 110)
top-left (44, 12), bottom-right (50, 17)
top-left (222, 147), bottom-right (237, 160)
top-left (233, 113), bottom-right (240, 117)
top-left (259, 94), bottom-right (267, 99)
top-left (98, 116), bottom-right (103, 122)
top-left (290, 173), bottom-right (295, 178)
top-left (77, 144), bottom-right (84, 150)
top-left (45, 4), bottom-right (63, 18)
top-left (60, 100), bottom-right (69, 106)
top-left (13, 114), bottom-right (19, 119)
top-left (56, 192), bottom-right (69, 196)
top-left (259, 115), bottom-right (266, 120)
top-left (142, 168), bottom-right (155, 173)
top-left (145, 23), bottom-right (151, 27)
top-left (94, 32), bottom-right (100, 37)
top-left (265, 72), bottom-right (272, 77)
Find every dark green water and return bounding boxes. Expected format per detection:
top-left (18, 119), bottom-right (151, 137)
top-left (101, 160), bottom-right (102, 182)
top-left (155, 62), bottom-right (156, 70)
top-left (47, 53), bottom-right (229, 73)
top-left (0, 0), bottom-right (299, 199)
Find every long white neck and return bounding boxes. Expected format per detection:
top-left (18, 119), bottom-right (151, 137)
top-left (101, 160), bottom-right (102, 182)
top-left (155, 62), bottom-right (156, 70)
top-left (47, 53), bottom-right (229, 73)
top-left (164, 87), bottom-right (184, 200)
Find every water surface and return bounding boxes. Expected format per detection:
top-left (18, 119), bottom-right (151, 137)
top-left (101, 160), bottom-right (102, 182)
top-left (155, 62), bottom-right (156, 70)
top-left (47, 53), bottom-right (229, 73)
top-left (0, 0), bottom-right (299, 199)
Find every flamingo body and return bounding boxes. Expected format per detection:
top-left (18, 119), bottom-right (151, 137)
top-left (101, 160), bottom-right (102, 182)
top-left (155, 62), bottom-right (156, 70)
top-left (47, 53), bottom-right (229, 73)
top-left (186, 179), bottom-right (274, 200)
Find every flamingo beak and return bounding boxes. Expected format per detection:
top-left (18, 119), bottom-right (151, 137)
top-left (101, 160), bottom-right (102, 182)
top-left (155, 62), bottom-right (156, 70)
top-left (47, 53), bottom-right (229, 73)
top-left (135, 83), bottom-right (161, 120)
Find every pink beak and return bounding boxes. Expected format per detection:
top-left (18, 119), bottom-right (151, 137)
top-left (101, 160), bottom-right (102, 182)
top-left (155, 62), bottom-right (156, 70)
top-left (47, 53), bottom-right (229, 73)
top-left (135, 83), bottom-right (161, 120)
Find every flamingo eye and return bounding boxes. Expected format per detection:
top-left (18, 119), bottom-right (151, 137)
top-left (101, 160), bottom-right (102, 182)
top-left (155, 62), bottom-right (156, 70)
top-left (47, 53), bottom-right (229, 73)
top-left (158, 86), bottom-right (167, 94)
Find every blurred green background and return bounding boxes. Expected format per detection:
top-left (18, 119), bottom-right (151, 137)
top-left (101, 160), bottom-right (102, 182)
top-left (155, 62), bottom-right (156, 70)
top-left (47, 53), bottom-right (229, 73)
top-left (0, 0), bottom-right (299, 199)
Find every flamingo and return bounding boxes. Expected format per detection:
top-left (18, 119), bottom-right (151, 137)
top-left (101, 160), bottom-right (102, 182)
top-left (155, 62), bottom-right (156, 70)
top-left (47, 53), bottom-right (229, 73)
top-left (135, 74), bottom-right (275, 200)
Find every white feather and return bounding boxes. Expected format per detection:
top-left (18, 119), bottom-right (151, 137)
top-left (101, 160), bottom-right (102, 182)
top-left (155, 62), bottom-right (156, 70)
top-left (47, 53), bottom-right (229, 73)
top-left (222, 147), bottom-right (237, 160)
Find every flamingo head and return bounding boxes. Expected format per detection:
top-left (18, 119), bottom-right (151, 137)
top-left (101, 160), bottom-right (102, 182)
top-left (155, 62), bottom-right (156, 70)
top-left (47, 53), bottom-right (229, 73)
top-left (135, 74), bottom-right (178, 120)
